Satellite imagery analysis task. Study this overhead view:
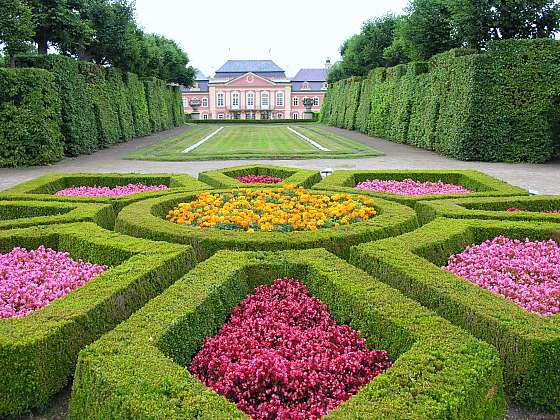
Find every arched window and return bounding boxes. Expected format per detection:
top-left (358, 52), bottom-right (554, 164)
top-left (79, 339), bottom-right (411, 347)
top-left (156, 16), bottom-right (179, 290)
top-left (261, 92), bottom-right (269, 108)
top-left (292, 112), bottom-right (299, 119)
top-left (321, 82), bottom-right (328, 90)
top-left (246, 92), bottom-right (254, 108)
top-left (276, 91), bottom-right (284, 107)
top-left (302, 81), bottom-right (310, 90)
top-left (232, 92), bottom-right (240, 109)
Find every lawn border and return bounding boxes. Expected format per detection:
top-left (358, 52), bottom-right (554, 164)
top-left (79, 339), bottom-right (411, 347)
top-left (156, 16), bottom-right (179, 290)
top-left (349, 217), bottom-right (560, 410)
top-left (69, 249), bottom-right (505, 419)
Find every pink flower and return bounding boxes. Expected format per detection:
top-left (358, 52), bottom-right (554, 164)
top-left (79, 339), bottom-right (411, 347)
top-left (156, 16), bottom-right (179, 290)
top-left (55, 183), bottom-right (168, 197)
top-left (444, 236), bottom-right (560, 316)
top-left (356, 178), bottom-right (470, 196)
top-left (0, 246), bottom-right (107, 319)
top-left (235, 175), bottom-right (284, 184)
top-left (189, 278), bottom-right (391, 419)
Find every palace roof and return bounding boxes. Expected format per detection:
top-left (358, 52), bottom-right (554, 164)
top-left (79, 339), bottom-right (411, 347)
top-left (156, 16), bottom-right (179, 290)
top-left (215, 60), bottom-right (284, 73)
top-left (292, 68), bottom-right (327, 81)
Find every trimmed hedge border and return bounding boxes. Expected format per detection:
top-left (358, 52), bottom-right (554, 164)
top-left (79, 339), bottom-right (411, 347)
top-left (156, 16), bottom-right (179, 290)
top-left (198, 164), bottom-right (322, 189)
top-left (0, 200), bottom-right (115, 230)
top-left (69, 249), bottom-right (505, 419)
top-left (192, 118), bottom-right (319, 124)
top-left (114, 189), bottom-right (419, 260)
top-left (1, 173), bottom-right (210, 212)
top-left (349, 217), bottom-right (560, 410)
top-left (0, 222), bottom-right (195, 416)
top-left (416, 195), bottom-right (560, 224)
top-left (313, 170), bottom-right (528, 206)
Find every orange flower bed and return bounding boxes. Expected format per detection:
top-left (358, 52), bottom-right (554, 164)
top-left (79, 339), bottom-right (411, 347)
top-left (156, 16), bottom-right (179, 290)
top-left (166, 186), bottom-right (377, 232)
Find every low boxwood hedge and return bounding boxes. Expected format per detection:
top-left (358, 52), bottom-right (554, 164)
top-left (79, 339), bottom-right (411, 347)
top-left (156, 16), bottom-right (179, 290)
top-left (1, 173), bottom-right (210, 212)
top-left (70, 249), bottom-right (505, 419)
top-left (198, 164), bottom-right (322, 188)
top-left (349, 217), bottom-right (560, 411)
top-left (416, 195), bottom-right (560, 224)
top-left (313, 170), bottom-right (528, 206)
top-left (114, 189), bottom-right (419, 260)
top-left (0, 200), bottom-right (115, 230)
top-left (0, 222), bottom-right (195, 416)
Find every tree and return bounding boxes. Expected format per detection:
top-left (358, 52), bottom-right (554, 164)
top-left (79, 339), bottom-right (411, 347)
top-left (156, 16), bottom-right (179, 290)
top-left (0, 0), bottom-right (34, 66)
top-left (326, 62), bottom-right (346, 84)
top-left (489, 0), bottom-right (560, 39)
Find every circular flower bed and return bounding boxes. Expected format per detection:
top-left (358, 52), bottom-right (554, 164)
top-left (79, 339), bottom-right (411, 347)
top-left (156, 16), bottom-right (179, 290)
top-left (166, 187), bottom-right (377, 232)
top-left (507, 208), bottom-right (560, 214)
top-left (190, 278), bottom-right (391, 419)
top-left (0, 246), bottom-right (107, 319)
top-left (55, 183), bottom-right (168, 197)
top-left (356, 178), bottom-right (470, 196)
top-left (444, 236), bottom-right (560, 316)
top-left (235, 175), bottom-right (283, 184)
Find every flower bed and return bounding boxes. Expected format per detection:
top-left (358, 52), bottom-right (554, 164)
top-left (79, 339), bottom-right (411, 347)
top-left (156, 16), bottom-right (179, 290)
top-left (0, 246), bottom-right (107, 319)
top-left (356, 178), bottom-right (470, 196)
top-left (55, 183), bottom-right (168, 197)
top-left (166, 187), bottom-right (376, 232)
top-left (444, 236), bottom-right (560, 316)
top-left (190, 278), bottom-right (391, 419)
top-left (235, 174), bottom-right (283, 184)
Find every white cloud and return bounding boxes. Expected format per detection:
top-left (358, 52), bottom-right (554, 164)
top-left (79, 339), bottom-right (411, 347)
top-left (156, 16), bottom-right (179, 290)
top-left (134, 0), bottom-right (408, 77)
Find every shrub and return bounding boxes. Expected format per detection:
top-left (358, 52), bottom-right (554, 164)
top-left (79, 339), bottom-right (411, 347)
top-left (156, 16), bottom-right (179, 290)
top-left (106, 68), bottom-right (134, 142)
top-left (0, 222), bottom-right (194, 416)
top-left (193, 119), bottom-right (317, 124)
top-left (15, 55), bottom-right (99, 156)
top-left (344, 77), bottom-right (362, 130)
top-left (0, 68), bottom-right (64, 167)
top-left (313, 170), bottom-right (528, 206)
top-left (198, 165), bottom-right (321, 189)
top-left (0, 200), bottom-right (115, 230)
top-left (114, 189), bottom-right (419, 260)
top-left (349, 217), bottom-right (560, 410)
top-left (125, 72), bottom-right (151, 137)
top-left (69, 249), bottom-right (505, 419)
top-left (144, 77), bottom-right (163, 132)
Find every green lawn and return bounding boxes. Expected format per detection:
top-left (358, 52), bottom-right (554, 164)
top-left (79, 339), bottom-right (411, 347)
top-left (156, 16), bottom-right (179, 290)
top-left (125, 124), bottom-right (382, 161)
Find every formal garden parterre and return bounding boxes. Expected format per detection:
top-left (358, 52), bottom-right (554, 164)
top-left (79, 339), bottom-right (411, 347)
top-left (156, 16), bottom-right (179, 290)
top-left (0, 166), bottom-right (559, 417)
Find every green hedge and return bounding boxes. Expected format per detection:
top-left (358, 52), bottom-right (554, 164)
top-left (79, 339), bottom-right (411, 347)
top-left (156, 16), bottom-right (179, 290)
top-left (349, 217), bottom-right (560, 410)
top-left (106, 68), bottom-right (134, 142)
top-left (114, 189), bottom-right (419, 260)
top-left (143, 77), bottom-right (163, 132)
top-left (0, 68), bottom-right (64, 167)
top-left (322, 40), bottom-right (560, 163)
top-left (1, 172), bottom-right (210, 212)
top-left (313, 170), bottom-right (528, 206)
top-left (15, 55), bottom-right (99, 156)
top-left (354, 76), bottom-right (373, 133)
top-left (416, 195), bottom-right (560, 224)
top-left (69, 249), bottom-right (505, 419)
top-left (193, 118), bottom-right (318, 124)
top-left (125, 72), bottom-right (151, 137)
top-left (344, 77), bottom-right (362, 130)
top-left (198, 164), bottom-right (322, 188)
top-left (0, 200), bottom-right (115, 230)
top-left (0, 222), bottom-right (195, 416)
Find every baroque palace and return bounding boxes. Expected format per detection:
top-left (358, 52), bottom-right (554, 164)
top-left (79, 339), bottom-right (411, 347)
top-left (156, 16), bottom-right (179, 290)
top-left (182, 59), bottom-right (330, 120)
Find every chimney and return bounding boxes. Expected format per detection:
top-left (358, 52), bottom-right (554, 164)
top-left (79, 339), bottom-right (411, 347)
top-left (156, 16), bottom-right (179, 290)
top-left (325, 58), bottom-right (332, 72)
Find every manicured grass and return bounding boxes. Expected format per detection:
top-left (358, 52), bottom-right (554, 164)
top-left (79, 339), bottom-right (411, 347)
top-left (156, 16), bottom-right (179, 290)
top-left (124, 124), bottom-right (382, 161)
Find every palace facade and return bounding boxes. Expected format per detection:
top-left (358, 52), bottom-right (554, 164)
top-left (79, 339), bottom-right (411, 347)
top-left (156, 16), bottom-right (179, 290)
top-left (182, 60), bottom-right (329, 120)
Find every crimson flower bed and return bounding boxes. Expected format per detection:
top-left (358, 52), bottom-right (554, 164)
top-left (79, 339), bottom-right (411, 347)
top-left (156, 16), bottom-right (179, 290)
top-left (235, 175), bottom-right (284, 184)
top-left (444, 236), bottom-right (560, 316)
top-left (0, 246), bottom-right (107, 319)
top-left (507, 208), bottom-right (560, 214)
top-left (189, 278), bottom-right (391, 419)
top-left (55, 183), bottom-right (168, 197)
top-left (356, 178), bottom-right (470, 196)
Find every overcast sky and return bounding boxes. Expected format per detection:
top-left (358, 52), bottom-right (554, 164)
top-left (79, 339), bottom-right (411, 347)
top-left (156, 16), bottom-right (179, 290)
top-left (135, 0), bottom-right (409, 77)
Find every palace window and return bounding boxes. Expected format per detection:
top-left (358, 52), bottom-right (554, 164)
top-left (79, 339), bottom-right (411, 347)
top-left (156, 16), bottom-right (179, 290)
top-left (293, 97), bottom-right (299, 106)
top-left (313, 97), bottom-right (319, 106)
top-left (261, 92), bottom-right (269, 108)
top-left (277, 112), bottom-right (284, 119)
top-left (302, 81), bottom-right (310, 90)
top-left (247, 92), bottom-right (254, 108)
top-left (218, 114), bottom-right (224, 119)
top-left (202, 97), bottom-right (208, 107)
top-left (232, 92), bottom-right (240, 108)
top-left (276, 92), bottom-right (284, 107)
top-left (292, 112), bottom-right (299, 119)
top-left (217, 93), bottom-right (224, 107)
top-left (182, 97), bottom-right (189, 108)
top-left (322, 82), bottom-right (328, 90)
top-left (202, 114), bottom-right (208, 120)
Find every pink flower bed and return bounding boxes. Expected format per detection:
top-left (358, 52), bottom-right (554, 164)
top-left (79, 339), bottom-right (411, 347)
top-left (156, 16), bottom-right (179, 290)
top-left (190, 278), bottom-right (391, 420)
top-left (55, 183), bottom-right (168, 197)
top-left (0, 246), bottom-right (107, 319)
top-left (235, 175), bottom-right (284, 184)
top-left (444, 236), bottom-right (560, 316)
top-left (507, 208), bottom-right (560, 214)
top-left (356, 178), bottom-right (470, 196)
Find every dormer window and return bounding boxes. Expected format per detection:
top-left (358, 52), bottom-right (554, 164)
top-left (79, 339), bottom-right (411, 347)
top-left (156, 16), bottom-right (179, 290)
top-left (302, 81), bottom-right (310, 90)
top-left (321, 82), bottom-right (328, 90)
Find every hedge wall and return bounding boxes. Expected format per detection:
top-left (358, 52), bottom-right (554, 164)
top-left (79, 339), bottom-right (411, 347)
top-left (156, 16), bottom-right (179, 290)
top-left (69, 249), bottom-right (505, 419)
top-left (125, 72), bottom-right (151, 137)
top-left (322, 39), bottom-right (560, 163)
top-left (350, 217), bottom-right (560, 410)
top-left (0, 222), bottom-right (195, 416)
top-left (0, 68), bottom-right (64, 167)
top-left (106, 67), bottom-right (134, 142)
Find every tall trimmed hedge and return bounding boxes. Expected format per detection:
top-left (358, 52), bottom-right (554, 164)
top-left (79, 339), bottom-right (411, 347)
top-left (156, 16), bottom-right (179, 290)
top-left (0, 68), bottom-right (64, 167)
top-left (125, 72), bottom-right (151, 137)
top-left (106, 67), bottom-right (134, 142)
top-left (322, 39), bottom-right (560, 163)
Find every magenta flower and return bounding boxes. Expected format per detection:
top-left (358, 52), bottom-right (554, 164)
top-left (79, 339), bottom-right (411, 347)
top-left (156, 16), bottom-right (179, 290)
top-left (0, 246), bottom-right (107, 319)
top-left (55, 183), bottom-right (168, 197)
top-left (356, 178), bottom-right (470, 196)
top-left (189, 278), bottom-right (391, 419)
top-left (235, 175), bottom-right (284, 184)
top-left (444, 236), bottom-right (560, 316)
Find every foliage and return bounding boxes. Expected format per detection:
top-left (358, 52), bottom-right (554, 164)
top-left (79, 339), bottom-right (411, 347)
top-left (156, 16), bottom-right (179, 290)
top-left (125, 72), bottom-right (151, 136)
top-left (106, 67), bottom-right (134, 141)
top-left (0, 68), bottom-right (64, 167)
top-left (0, 0), bottom-right (34, 66)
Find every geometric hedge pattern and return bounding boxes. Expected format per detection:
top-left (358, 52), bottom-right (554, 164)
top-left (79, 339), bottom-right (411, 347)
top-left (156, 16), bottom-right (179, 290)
top-left (0, 166), bottom-right (558, 416)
